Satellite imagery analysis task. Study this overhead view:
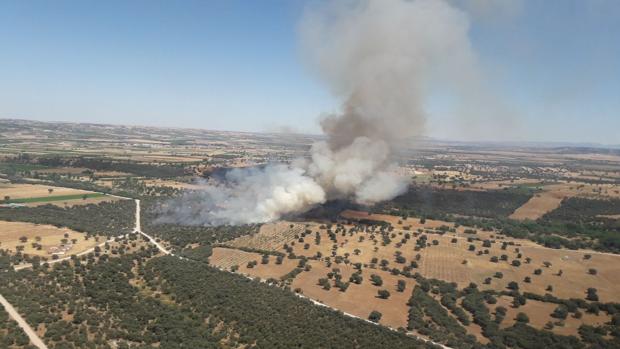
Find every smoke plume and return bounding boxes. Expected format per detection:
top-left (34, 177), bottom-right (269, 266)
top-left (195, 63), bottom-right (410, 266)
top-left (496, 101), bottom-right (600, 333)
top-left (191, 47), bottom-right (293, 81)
top-left (157, 0), bottom-right (480, 225)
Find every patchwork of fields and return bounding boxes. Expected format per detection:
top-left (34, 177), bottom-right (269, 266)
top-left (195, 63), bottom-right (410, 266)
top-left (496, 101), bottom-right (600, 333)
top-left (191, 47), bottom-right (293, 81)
top-left (211, 213), bottom-right (620, 338)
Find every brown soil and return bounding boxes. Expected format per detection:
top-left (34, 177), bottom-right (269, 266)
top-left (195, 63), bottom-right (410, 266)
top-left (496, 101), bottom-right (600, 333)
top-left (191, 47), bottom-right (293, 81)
top-left (495, 296), bottom-right (610, 336)
top-left (291, 261), bottom-right (416, 329)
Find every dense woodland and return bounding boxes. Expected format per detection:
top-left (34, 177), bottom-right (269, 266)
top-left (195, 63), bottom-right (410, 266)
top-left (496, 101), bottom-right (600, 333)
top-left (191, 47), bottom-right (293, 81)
top-left (0, 246), bottom-right (435, 349)
top-left (144, 255), bottom-right (435, 349)
top-left (0, 247), bottom-right (233, 349)
top-left (376, 186), bottom-right (620, 253)
top-left (0, 200), bottom-right (135, 237)
top-left (17, 155), bottom-right (188, 178)
top-left (375, 186), bottom-right (533, 220)
top-left (451, 197), bottom-right (620, 253)
top-left (0, 305), bottom-right (33, 348)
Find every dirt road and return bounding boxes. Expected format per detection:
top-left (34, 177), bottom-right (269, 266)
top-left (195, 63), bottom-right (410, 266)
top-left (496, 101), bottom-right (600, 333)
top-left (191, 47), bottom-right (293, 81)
top-left (0, 293), bottom-right (48, 349)
top-left (134, 199), bottom-right (171, 255)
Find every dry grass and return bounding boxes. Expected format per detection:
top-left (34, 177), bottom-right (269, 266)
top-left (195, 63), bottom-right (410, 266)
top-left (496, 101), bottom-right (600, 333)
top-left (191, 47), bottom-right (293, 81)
top-left (509, 191), bottom-right (565, 220)
top-left (141, 179), bottom-right (209, 189)
top-left (291, 261), bottom-right (416, 329)
top-left (0, 220), bottom-right (99, 257)
top-left (494, 296), bottom-right (610, 337)
top-left (0, 183), bottom-right (118, 207)
top-left (342, 210), bottom-right (458, 230)
top-left (510, 182), bottom-right (620, 220)
top-left (598, 214), bottom-right (620, 219)
top-left (224, 221), bottom-right (309, 251)
top-left (0, 183), bottom-right (91, 200)
top-left (341, 212), bottom-right (620, 302)
top-left (209, 247), bottom-right (297, 280)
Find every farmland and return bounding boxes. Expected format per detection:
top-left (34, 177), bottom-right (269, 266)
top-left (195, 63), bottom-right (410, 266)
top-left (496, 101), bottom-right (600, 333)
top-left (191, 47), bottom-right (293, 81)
top-left (1, 1), bottom-right (619, 347)
top-left (510, 182), bottom-right (620, 220)
top-left (0, 183), bottom-right (117, 207)
top-left (213, 214), bottom-right (620, 343)
top-left (0, 221), bottom-right (98, 258)
top-left (1, 119), bottom-right (620, 348)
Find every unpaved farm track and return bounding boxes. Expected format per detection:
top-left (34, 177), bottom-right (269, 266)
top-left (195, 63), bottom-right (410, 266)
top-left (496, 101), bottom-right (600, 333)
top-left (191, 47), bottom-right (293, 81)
top-left (2, 192), bottom-right (135, 348)
top-left (0, 293), bottom-right (49, 349)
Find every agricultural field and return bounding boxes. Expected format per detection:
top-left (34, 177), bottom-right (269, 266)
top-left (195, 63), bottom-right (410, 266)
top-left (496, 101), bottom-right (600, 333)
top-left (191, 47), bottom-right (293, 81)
top-left (0, 183), bottom-right (118, 207)
top-left (214, 213), bottom-right (620, 341)
top-left (509, 190), bottom-right (566, 220)
top-left (0, 220), bottom-right (99, 258)
top-left (291, 260), bottom-right (417, 329)
top-left (494, 295), bottom-right (610, 337)
top-left (2, 120), bottom-right (620, 348)
top-left (223, 221), bottom-right (310, 251)
top-left (510, 182), bottom-right (620, 220)
top-left (210, 247), bottom-right (299, 280)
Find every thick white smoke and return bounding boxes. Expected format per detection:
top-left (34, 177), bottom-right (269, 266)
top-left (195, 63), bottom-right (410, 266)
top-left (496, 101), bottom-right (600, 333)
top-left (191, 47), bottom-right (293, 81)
top-left (156, 165), bottom-right (325, 226)
top-left (158, 0), bottom-right (481, 225)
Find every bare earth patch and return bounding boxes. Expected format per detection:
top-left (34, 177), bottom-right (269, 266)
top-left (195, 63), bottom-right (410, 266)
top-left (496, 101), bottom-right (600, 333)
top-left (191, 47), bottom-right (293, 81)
top-left (291, 261), bottom-right (416, 329)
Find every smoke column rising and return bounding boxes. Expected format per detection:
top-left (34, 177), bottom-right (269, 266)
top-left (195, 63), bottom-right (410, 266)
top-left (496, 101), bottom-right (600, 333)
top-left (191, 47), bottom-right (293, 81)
top-left (157, 0), bottom-right (481, 225)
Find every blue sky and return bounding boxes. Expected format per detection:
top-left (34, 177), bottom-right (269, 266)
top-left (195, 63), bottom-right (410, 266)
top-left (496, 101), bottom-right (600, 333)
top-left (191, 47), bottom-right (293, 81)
top-left (0, 0), bottom-right (618, 144)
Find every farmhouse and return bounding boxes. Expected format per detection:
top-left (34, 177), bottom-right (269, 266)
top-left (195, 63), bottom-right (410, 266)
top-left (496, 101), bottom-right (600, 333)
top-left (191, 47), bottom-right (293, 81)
top-left (48, 243), bottom-right (73, 256)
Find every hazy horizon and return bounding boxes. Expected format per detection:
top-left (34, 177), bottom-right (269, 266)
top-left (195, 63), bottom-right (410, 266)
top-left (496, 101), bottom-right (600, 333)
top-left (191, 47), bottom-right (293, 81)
top-left (5, 117), bottom-right (620, 149)
top-left (1, 0), bottom-right (619, 144)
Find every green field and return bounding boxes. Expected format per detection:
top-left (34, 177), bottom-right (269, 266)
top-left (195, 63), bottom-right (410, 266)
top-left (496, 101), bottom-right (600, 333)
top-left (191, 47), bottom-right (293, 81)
top-left (4, 193), bottom-right (106, 204)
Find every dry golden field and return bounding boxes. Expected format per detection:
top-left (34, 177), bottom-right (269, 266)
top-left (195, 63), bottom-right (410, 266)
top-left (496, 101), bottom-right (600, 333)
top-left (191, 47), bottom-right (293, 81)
top-left (141, 179), bottom-right (210, 190)
top-left (209, 247), bottom-right (298, 280)
top-left (0, 220), bottom-right (99, 257)
top-left (494, 296), bottom-right (610, 336)
top-left (342, 211), bottom-right (620, 302)
top-left (509, 191), bottom-right (565, 220)
top-left (510, 182), bottom-right (620, 220)
top-left (0, 183), bottom-right (91, 199)
top-left (213, 211), bottom-right (620, 337)
top-left (291, 261), bottom-right (416, 329)
top-left (0, 183), bottom-right (119, 207)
